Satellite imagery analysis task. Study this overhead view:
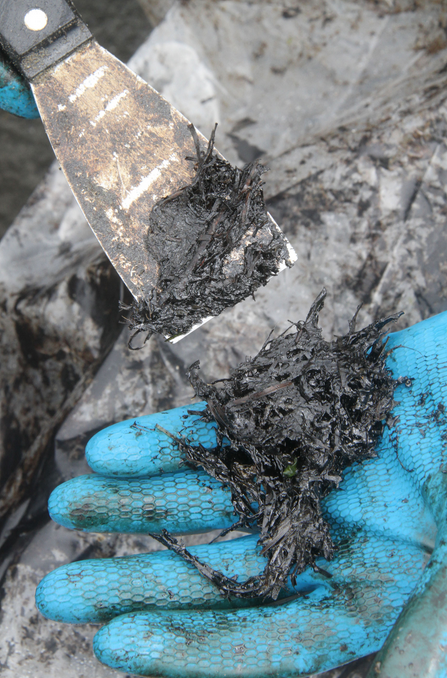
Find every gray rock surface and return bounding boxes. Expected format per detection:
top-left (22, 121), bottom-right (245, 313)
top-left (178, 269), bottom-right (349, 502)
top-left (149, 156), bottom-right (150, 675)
top-left (1, 1), bottom-right (447, 677)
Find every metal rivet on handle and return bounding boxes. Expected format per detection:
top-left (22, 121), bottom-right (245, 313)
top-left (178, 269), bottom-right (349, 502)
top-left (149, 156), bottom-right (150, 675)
top-left (24, 8), bottom-right (48, 31)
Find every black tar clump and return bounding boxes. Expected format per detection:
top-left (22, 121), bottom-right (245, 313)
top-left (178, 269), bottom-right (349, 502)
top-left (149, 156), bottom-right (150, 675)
top-left (153, 290), bottom-right (402, 600)
top-left (126, 125), bottom-right (290, 342)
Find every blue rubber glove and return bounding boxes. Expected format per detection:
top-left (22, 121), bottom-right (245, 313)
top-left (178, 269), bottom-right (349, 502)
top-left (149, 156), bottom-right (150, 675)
top-left (36, 311), bottom-right (447, 678)
top-left (0, 51), bottom-right (39, 118)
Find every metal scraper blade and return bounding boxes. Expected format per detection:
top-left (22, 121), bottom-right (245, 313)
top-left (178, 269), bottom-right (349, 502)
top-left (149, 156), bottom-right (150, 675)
top-left (30, 40), bottom-right (296, 340)
top-left (0, 0), bottom-right (295, 341)
top-left (30, 40), bottom-right (296, 341)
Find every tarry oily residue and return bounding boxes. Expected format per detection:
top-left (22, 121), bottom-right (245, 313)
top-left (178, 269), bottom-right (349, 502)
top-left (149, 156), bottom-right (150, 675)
top-left (152, 290), bottom-right (403, 600)
top-left (125, 125), bottom-right (291, 342)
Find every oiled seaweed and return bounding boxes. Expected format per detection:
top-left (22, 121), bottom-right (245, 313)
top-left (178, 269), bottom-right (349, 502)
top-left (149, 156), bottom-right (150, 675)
top-left (125, 125), bottom-right (291, 342)
top-left (150, 290), bottom-right (403, 600)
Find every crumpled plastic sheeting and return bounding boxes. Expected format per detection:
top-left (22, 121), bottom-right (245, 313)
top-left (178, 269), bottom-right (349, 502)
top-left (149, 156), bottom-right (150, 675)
top-left (1, 1), bottom-right (447, 677)
top-left (0, 166), bottom-right (124, 546)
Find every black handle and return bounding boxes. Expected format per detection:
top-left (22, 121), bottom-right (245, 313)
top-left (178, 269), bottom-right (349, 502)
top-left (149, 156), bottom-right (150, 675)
top-left (0, 0), bottom-right (91, 81)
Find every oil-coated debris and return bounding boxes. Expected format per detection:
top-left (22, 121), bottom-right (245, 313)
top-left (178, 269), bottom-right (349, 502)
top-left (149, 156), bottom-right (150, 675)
top-left (150, 290), bottom-right (403, 600)
top-left (125, 125), bottom-right (291, 342)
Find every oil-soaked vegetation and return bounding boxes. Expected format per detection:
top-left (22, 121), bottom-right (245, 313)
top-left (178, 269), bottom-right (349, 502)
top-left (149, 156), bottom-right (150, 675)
top-left (125, 125), bottom-right (291, 343)
top-left (150, 290), bottom-right (403, 600)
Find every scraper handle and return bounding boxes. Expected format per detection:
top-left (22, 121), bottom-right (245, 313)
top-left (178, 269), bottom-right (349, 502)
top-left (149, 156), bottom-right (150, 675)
top-left (0, 0), bottom-right (91, 81)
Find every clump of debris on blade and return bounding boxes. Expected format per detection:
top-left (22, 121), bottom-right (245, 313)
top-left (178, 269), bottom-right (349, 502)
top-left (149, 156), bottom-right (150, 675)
top-left (124, 125), bottom-right (291, 344)
top-left (150, 290), bottom-right (404, 600)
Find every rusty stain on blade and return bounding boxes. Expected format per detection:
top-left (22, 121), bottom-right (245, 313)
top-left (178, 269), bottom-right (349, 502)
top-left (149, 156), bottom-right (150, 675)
top-left (31, 40), bottom-right (201, 301)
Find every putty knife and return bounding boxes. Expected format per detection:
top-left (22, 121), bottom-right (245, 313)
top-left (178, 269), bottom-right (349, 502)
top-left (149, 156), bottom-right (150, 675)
top-left (0, 0), bottom-right (296, 341)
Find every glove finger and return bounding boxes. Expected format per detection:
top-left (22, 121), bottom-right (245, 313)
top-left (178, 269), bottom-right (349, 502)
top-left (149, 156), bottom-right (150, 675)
top-left (48, 469), bottom-right (235, 533)
top-left (91, 605), bottom-right (388, 678)
top-left (37, 534), bottom-right (263, 623)
top-left (36, 523), bottom-right (427, 625)
top-left (0, 53), bottom-right (39, 118)
top-left (85, 402), bottom-right (218, 477)
top-left (91, 529), bottom-right (427, 678)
